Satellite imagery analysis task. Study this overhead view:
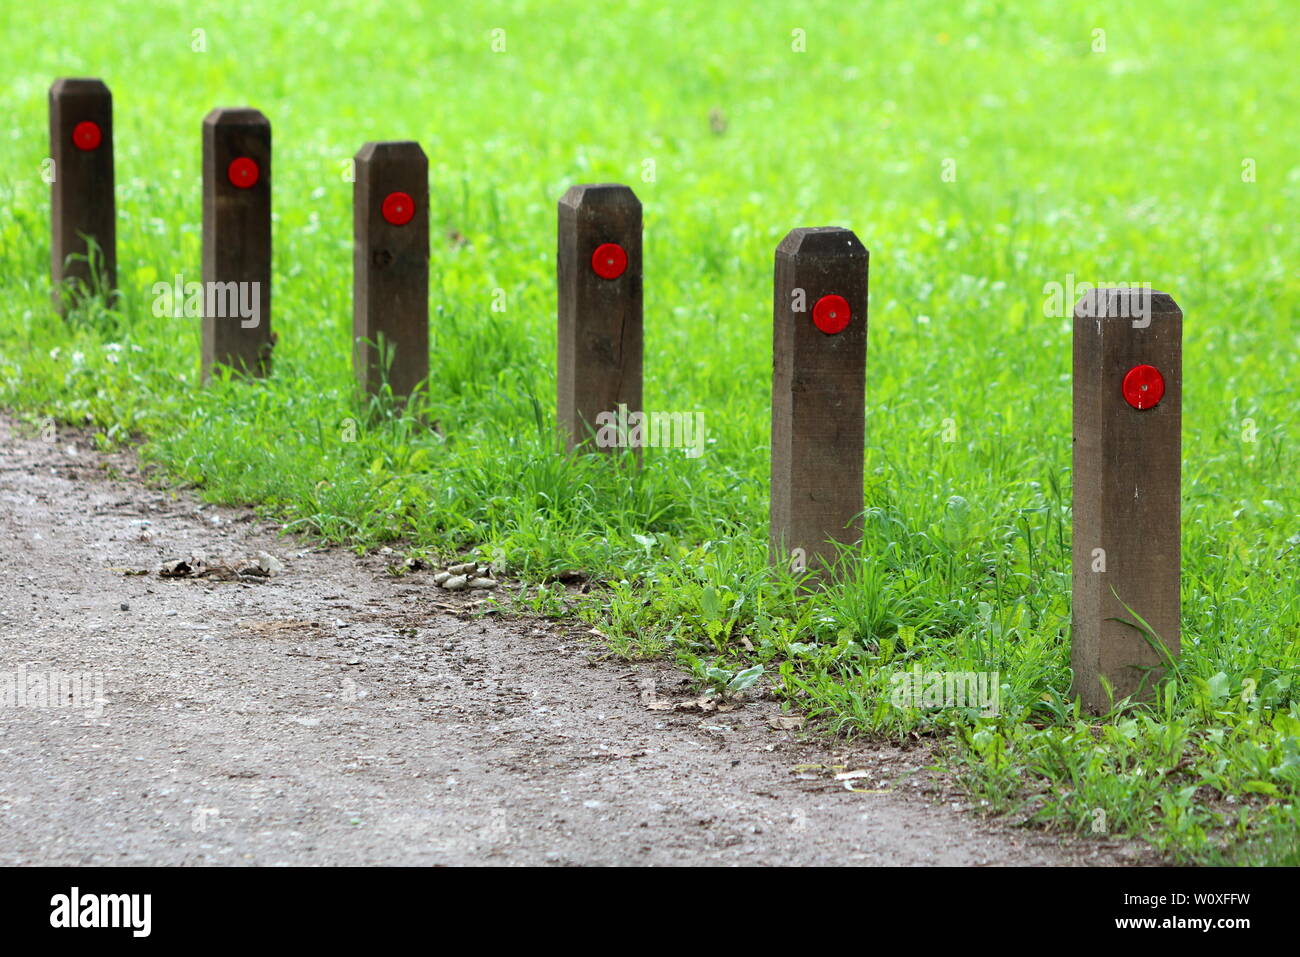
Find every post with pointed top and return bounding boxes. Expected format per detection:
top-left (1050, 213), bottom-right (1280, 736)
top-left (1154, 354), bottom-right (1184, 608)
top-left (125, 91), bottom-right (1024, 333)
top-left (1071, 287), bottom-right (1182, 712)
top-left (353, 141), bottom-right (429, 401)
top-left (770, 227), bottom-right (869, 579)
top-left (202, 107), bottom-right (272, 382)
top-left (556, 184), bottom-right (643, 453)
top-left (49, 78), bottom-right (116, 313)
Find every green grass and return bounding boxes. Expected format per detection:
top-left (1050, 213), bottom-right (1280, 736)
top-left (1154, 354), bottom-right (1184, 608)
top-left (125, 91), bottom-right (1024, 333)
top-left (2, 0), bottom-right (1297, 863)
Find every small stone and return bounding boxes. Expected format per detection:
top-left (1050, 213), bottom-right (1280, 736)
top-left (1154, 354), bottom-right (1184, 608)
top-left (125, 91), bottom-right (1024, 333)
top-left (257, 551), bottom-right (284, 575)
top-left (442, 575), bottom-right (469, 591)
top-left (120, 602), bottom-right (129, 611)
top-left (446, 562), bottom-right (476, 575)
top-left (467, 577), bottom-right (497, 590)
top-left (433, 571), bottom-right (451, 585)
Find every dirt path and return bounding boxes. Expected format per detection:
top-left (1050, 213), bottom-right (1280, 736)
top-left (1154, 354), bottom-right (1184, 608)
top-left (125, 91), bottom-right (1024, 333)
top-left (0, 416), bottom-right (1148, 866)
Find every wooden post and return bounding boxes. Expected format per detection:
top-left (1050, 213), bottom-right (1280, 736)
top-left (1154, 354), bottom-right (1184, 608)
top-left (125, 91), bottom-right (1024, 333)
top-left (49, 78), bottom-right (116, 313)
top-left (202, 107), bottom-right (272, 382)
top-left (353, 142), bottom-right (429, 401)
top-left (1071, 287), bottom-right (1182, 712)
top-left (556, 183), bottom-right (643, 452)
top-left (770, 227), bottom-right (869, 577)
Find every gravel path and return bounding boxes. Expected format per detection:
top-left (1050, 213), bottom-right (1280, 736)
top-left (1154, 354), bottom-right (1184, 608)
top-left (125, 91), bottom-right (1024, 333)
top-left (0, 416), bottom-right (1149, 866)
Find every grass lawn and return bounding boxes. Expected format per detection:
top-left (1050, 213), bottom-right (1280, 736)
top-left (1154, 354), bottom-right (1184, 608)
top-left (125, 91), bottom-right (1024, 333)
top-left (1, 0), bottom-right (1297, 863)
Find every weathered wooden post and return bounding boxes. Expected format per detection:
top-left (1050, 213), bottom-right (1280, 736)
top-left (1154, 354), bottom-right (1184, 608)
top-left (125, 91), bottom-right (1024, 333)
top-left (770, 227), bottom-right (869, 578)
top-left (1071, 287), bottom-right (1181, 711)
top-left (202, 107), bottom-right (272, 382)
top-left (353, 141), bottom-right (429, 401)
top-left (49, 78), bottom-right (116, 313)
top-left (556, 184), bottom-right (643, 452)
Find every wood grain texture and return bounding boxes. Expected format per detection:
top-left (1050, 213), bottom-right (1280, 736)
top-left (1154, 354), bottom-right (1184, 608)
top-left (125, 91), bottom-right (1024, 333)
top-left (1072, 287), bottom-right (1182, 712)
top-left (49, 78), bottom-right (116, 313)
top-left (770, 227), bottom-right (869, 577)
top-left (556, 184), bottom-right (643, 452)
top-left (353, 141), bottom-right (429, 400)
top-left (201, 107), bottom-right (272, 382)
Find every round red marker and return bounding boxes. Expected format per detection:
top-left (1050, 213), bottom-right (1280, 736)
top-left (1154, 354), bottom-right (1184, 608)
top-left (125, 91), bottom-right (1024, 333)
top-left (812, 294), bottom-right (851, 335)
top-left (381, 191), bottom-right (415, 226)
top-left (1122, 364), bottom-right (1165, 410)
top-left (591, 243), bottom-right (627, 280)
top-left (227, 157), bottom-right (259, 189)
top-left (72, 121), bottom-right (102, 151)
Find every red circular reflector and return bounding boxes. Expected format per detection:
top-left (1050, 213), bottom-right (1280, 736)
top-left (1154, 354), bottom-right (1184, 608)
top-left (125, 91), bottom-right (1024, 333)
top-left (382, 191), bottom-right (415, 226)
top-left (227, 157), bottom-right (259, 189)
top-left (812, 294), bottom-right (851, 335)
top-left (1122, 364), bottom-right (1165, 410)
top-left (591, 243), bottom-right (627, 279)
top-left (72, 121), bottom-right (102, 151)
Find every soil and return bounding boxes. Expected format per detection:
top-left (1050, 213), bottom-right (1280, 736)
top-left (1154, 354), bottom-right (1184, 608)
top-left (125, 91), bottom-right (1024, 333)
top-left (0, 415), bottom-right (1154, 866)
